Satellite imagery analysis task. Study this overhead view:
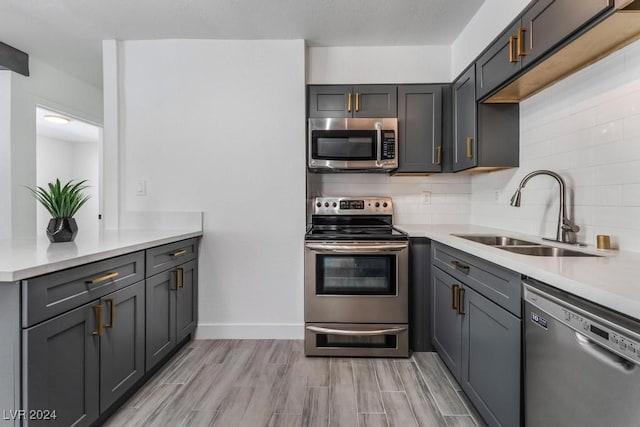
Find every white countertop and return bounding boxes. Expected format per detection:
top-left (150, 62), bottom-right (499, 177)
top-left (396, 224), bottom-right (640, 321)
top-left (0, 229), bottom-right (203, 282)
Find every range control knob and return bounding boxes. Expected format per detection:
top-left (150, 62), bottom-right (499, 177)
top-left (316, 202), bottom-right (322, 208)
top-left (375, 202), bottom-right (380, 208)
top-left (383, 202), bottom-right (388, 208)
top-left (332, 202), bottom-right (337, 207)
top-left (324, 202), bottom-right (329, 207)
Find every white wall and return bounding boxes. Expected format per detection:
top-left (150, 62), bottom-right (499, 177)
top-left (471, 39), bottom-right (640, 252)
top-left (115, 39), bottom-right (306, 338)
top-left (35, 136), bottom-right (100, 237)
top-left (451, 0), bottom-right (530, 79)
top-left (0, 58), bottom-right (102, 238)
top-left (307, 45), bottom-right (451, 84)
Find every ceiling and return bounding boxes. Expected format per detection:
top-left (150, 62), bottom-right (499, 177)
top-left (36, 107), bottom-right (100, 144)
top-left (0, 0), bottom-right (485, 88)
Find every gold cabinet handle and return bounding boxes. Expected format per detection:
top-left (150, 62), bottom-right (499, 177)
top-left (466, 137), bottom-right (473, 158)
top-left (436, 145), bottom-right (442, 165)
top-left (347, 93), bottom-right (352, 112)
top-left (451, 284), bottom-right (460, 311)
top-left (457, 288), bottom-right (466, 315)
top-left (86, 272), bottom-right (119, 285)
top-left (355, 93), bottom-right (360, 112)
top-left (176, 267), bottom-right (184, 290)
top-left (451, 260), bottom-right (470, 273)
top-left (92, 304), bottom-right (104, 336)
top-left (170, 249), bottom-right (187, 257)
top-left (517, 27), bottom-right (526, 57)
top-left (509, 35), bottom-right (518, 63)
top-left (104, 299), bottom-right (115, 328)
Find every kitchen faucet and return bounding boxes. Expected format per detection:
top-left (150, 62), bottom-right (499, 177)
top-left (510, 170), bottom-right (580, 244)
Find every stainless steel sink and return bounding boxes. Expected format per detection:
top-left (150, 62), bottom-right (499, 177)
top-left (453, 234), bottom-right (541, 246)
top-left (497, 246), bottom-right (601, 257)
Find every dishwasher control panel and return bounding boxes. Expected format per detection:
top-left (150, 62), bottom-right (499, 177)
top-left (525, 283), bottom-right (640, 362)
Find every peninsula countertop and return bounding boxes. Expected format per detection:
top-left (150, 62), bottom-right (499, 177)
top-left (396, 224), bottom-right (639, 321)
top-left (0, 229), bottom-right (203, 282)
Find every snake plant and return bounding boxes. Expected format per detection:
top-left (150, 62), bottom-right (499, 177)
top-left (28, 179), bottom-right (90, 219)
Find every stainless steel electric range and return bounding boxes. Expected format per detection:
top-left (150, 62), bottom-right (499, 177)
top-left (304, 197), bottom-right (409, 357)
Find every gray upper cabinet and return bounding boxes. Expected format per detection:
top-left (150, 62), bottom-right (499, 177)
top-left (520, 0), bottom-right (613, 67)
top-left (453, 66), bottom-right (477, 172)
top-left (99, 281), bottom-right (145, 412)
top-left (308, 85), bottom-right (397, 118)
top-left (476, 0), bottom-right (614, 101)
top-left (24, 302), bottom-right (100, 427)
top-left (476, 22), bottom-right (523, 101)
top-left (395, 85), bottom-right (443, 174)
top-left (453, 65), bottom-right (519, 173)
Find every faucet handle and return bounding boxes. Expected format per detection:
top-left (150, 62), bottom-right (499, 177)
top-left (562, 218), bottom-right (580, 233)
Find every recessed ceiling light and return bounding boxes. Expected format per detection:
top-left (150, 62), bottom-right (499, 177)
top-left (43, 114), bottom-right (70, 124)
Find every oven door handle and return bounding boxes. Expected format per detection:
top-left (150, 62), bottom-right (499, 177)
top-left (306, 325), bottom-right (407, 336)
top-left (305, 243), bottom-right (407, 253)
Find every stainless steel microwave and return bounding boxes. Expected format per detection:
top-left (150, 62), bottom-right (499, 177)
top-left (308, 118), bottom-right (398, 171)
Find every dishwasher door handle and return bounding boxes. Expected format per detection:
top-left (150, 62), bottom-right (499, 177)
top-left (574, 332), bottom-right (636, 372)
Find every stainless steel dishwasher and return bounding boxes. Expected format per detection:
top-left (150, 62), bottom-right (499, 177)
top-left (524, 279), bottom-right (640, 427)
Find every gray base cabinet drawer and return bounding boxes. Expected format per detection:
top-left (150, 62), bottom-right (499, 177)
top-left (22, 251), bottom-right (145, 327)
top-left (146, 238), bottom-right (198, 277)
top-left (432, 242), bottom-right (521, 316)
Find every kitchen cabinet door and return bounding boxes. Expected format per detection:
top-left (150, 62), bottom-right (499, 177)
top-left (409, 237), bottom-right (433, 351)
top-left (431, 267), bottom-right (463, 380)
top-left (461, 286), bottom-right (521, 427)
top-left (145, 270), bottom-right (176, 371)
top-left (396, 85), bottom-right (442, 174)
top-left (176, 260), bottom-right (198, 343)
top-left (308, 85), bottom-right (352, 118)
top-left (352, 85), bottom-right (398, 118)
top-left (308, 85), bottom-right (397, 118)
top-left (453, 66), bottom-right (477, 172)
top-left (24, 302), bottom-right (100, 427)
top-left (476, 22), bottom-right (523, 101)
top-left (521, 0), bottom-right (613, 67)
top-left (100, 281), bottom-right (145, 412)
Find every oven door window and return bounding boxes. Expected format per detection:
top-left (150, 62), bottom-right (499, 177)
top-left (311, 130), bottom-right (376, 160)
top-left (316, 254), bottom-right (396, 295)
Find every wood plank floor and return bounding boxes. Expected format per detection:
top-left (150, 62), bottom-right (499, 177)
top-left (104, 340), bottom-right (486, 427)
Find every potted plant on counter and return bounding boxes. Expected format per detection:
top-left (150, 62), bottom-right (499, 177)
top-left (28, 179), bottom-right (90, 242)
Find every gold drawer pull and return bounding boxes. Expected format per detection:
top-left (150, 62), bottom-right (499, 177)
top-left (466, 137), bottom-right (473, 158)
top-left (355, 92), bottom-right (360, 112)
top-left (92, 304), bottom-right (103, 336)
top-left (517, 27), bottom-right (526, 57)
top-left (451, 284), bottom-right (460, 310)
top-left (457, 288), bottom-right (466, 315)
top-left (509, 35), bottom-right (518, 63)
top-left (451, 260), bottom-right (470, 273)
top-left (436, 145), bottom-right (442, 165)
top-left (347, 93), bottom-right (352, 112)
top-left (86, 272), bottom-right (119, 285)
top-left (170, 249), bottom-right (187, 257)
top-left (177, 267), bottom-right (184, 289)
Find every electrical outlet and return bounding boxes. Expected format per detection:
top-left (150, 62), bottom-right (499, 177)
top-left (136, 180), bottom-right (147, 196)
top-left (422, 191), bottom-right (431, 204)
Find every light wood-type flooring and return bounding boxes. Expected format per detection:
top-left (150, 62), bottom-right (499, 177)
top-left (104, 340), bottom-right (486, 427)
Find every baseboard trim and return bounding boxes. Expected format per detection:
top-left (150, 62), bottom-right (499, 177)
top-left (196, 322), bottom-right (304, 339)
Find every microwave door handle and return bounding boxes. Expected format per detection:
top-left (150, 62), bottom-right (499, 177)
top-left (375, 121), bottom-right (382, 163)
top-left (305, 243), bottom-right (407, 253)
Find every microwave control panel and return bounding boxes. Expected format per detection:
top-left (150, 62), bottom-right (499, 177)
top-left (381, 131), bottom-right (396, 160)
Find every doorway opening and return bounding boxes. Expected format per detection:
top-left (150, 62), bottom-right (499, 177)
top-left (35, 106), bottom-right (103, 238)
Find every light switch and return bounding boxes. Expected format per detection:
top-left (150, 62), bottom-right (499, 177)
top-left (136, 180), bottom-right (147, 196)
top-left (422, 191), bottom-right (431, 204)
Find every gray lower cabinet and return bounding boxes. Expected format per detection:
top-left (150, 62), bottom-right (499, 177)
top-left (431, 242), bottom-right (522, 427)
top-left (146, 258), bottom-right (198, 371)
top-left (395, 85), bottom-right (443, 174)
top-left (99, 281), bottom-right (145, 412)
top-left (24, 280), bottom-right (146, 426)
top-left (24, 302), bottom-right (100, 427)
top-left (409, 237), bottom-right (433, 351)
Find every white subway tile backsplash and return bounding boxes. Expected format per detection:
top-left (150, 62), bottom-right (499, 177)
top-left (472, 39), bottom-right (640, 252)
